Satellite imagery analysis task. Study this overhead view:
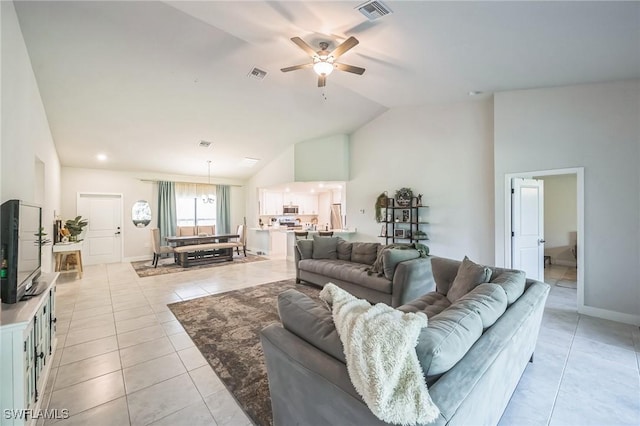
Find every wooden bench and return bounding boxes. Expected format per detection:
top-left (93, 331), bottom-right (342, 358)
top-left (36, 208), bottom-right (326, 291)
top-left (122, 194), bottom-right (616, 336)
top-left (173, 242), bottom-right (237, 267)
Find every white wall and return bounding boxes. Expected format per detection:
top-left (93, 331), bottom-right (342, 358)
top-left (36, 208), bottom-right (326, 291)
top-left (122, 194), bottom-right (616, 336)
top-left (61, 167), bottom-right (245, 261)
top-left (536, 174), bottom-right (577, 265)
top-left (1, 1), bottom-right (61, 272)
top-left (494, 80), bottom-right (640, 321)
top-left (348, 99), bottom-right (495, 264)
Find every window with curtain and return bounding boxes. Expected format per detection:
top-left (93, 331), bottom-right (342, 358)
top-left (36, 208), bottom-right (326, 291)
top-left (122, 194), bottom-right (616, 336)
top-left (175, 183), bottom-right (216, 227)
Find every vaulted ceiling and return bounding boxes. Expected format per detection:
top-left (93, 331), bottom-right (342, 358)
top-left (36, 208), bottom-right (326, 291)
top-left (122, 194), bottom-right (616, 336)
top-left (13, 1), bottom-right (640, 180)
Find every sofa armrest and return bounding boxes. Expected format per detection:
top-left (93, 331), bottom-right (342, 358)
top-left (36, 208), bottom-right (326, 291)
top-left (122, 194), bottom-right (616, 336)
top-left (391, 257), bottom-right (437, 307)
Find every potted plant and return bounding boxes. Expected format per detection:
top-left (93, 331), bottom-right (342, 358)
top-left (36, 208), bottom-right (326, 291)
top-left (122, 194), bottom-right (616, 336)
top-left (395, 187), bottom-right (413, 207)
top-left (65, 216), bottom-right (88, 242)
top-left (374, 192), bottom-right (389, 223)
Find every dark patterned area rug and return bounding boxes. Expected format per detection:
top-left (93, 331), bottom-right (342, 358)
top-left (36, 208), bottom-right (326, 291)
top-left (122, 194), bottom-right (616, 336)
top-left (131, 254), bottom-right (268, 278)
top-left (168, 279), bottom-right (321, 426)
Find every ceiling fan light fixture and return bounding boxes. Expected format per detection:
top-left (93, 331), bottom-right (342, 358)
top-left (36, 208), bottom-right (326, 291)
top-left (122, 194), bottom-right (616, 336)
top-left (313, 59), bottom-right (334, 76)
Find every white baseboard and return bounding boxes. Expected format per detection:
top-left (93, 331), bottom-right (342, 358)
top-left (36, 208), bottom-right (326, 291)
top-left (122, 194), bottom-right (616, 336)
top-left (579, 305), bottom-right (640, 326)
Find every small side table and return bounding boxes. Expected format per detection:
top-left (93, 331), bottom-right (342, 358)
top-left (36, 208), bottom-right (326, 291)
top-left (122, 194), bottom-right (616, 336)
top-left (53, 241), bottom-right (84, 278)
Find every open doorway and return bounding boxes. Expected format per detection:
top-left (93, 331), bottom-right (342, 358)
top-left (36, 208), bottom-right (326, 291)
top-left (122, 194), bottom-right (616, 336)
top-left (504, 167), bottom-right (584, 312)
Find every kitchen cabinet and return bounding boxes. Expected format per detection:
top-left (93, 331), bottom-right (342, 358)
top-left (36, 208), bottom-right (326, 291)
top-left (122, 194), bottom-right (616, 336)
top-left (1, 273), bottom-right (58, 426)
top-left (296, 194), bottom-right (318, 214)
top-left (276, 192), bottom-right (319, 215)
top-left (261, 191), bottom-right (283, 215)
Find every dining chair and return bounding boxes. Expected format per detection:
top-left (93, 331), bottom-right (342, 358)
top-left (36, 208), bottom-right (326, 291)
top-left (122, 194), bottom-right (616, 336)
top-left (177, 226), bottom-right (196, 236)
top-left (197, 225), bottom-right (215, 235)
top-left (294, 231), bottom-right (309, 240)
top-left (318, 231), bottom-right (334, 237)
top-left (151, 228), bottom-right (175, 267)
top-left (230, 224), bottom-right (247, 257)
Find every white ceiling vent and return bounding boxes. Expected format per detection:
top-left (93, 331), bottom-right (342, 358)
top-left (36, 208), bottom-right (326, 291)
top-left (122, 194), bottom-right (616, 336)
top-left (248, 67), bottom-right (267, 80)
top-left (356, 0), bottom-right (392, 21)
top-left (198, 140), bottom-right (212, 148)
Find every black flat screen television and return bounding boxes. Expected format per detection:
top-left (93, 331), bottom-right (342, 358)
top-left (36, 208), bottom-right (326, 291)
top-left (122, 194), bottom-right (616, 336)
top-left (1, 199), bottom-right (42, 303)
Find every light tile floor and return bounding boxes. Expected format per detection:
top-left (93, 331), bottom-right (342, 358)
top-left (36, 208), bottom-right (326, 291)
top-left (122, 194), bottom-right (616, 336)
top-left (499, 265), bottom-right (640, 425)
top-left (41, 261), bottom-right (639, 425)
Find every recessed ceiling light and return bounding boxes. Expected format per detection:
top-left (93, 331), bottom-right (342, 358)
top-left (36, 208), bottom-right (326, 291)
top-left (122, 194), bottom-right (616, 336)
top-left (239, 157), bottom-right (260, 168)
top-left (310, 189), bottom-right (315, 193)
top-left (468, 91), bottom-right (483, 96)
top-left (96, 153), bottom-right (107, 161)
top-left (199, 140), bottom-right (213, 148)
top-left (285, 187), bottom-right (290, 192)
top-left (318, 183), bottom-right (324, 188)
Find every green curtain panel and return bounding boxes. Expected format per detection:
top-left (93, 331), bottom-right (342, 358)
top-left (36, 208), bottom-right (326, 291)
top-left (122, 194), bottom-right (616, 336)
top-left (158, 181), bottom-right (177, 242)
top-left (216, 185), bottom-right (231, 234)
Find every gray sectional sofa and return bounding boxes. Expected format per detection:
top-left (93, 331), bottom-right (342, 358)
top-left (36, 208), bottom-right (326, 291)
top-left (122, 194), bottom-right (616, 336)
top-left (295, 236), bottom-right (434, 307)
top-left (261, 256), bottom-right (550, 426)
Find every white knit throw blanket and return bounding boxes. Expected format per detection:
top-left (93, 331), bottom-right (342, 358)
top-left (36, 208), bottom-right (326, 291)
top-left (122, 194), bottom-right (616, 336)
top-left (319, 283), bottom-right (440, 425)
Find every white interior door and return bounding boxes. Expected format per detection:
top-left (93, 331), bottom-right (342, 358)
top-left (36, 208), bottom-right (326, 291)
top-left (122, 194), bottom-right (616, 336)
top-left (77, 193), bottom-right (122, 265)
top-left (512, 178), bottom-right (544, 280)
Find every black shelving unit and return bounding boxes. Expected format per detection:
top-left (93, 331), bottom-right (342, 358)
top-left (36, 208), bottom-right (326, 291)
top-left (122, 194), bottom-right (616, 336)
top-left (379, 197), bottom-right (429, 244)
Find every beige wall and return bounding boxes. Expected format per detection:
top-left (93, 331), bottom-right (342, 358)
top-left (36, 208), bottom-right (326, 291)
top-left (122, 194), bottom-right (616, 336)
top-left (536, 174), bottom-right (577, 266)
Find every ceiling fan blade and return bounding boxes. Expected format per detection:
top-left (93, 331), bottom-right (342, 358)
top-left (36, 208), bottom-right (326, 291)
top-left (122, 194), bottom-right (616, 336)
top-left (335, 63), bottom-right (366, 75)
top-left (291, 37), bottom-right (318, 57)
top-left (281, 63), bottom-right (313, 73)
top-left (318, 75), bottom-right (326, 88)
top-left (330, 36), bottom-right (359, 59)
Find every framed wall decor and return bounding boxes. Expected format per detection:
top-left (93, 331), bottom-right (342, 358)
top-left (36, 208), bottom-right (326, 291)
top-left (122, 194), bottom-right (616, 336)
top-left (402, 209), bottom-right (410, 222)
top-left (380, 225), bottom-right (387, 237)
top-left (394, 229), bottom-right (406, 238)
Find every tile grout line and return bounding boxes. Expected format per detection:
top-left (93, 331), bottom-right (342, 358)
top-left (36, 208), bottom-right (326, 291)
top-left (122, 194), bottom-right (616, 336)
top-left (546, 312), bottom-right (580, 425)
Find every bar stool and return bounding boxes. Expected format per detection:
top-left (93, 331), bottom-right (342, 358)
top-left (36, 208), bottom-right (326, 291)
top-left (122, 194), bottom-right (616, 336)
top-left (318, 231), bottom-right (334, 237)
top-left (294, 231), bottom-right (309, 240)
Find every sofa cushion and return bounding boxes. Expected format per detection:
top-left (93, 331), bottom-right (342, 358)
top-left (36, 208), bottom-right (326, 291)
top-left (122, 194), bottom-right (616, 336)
top-left (351, 242), bottom-right (381, 265)
top-left (296, 240), bottom-right (313, 260)
top-left (398, 292), bottom-right (451, 318)
top-left (490, 270), bottom-right (526, 305)
top-left (312, 235), bottom-right (338, 260)
top-left (455, 283), bottom-right (508, 329)
top-left (298, 259), bottom-right (392, 294)
top-left (336, 238), bottom-right (353, 261)
top-left (414, 302), bottom-right (484, 378)
top-left (382, 248), bottom-right (421, 280)
top-left (277, 289), bottom-right (345, 363)
top-left (447, 256), bottom-right (492, 303)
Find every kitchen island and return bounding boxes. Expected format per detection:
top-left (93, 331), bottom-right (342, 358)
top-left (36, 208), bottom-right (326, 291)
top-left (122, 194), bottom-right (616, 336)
top-left (249, 228), bottom-right (356, 260)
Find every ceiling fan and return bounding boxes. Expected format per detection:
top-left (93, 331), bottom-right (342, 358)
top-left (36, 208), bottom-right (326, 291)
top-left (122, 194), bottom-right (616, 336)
top-left (281, 36), bottom-right (365, 87)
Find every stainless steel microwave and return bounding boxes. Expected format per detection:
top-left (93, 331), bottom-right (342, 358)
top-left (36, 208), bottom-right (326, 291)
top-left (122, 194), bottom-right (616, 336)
top-left (283, 205), bottom-right (299, 215)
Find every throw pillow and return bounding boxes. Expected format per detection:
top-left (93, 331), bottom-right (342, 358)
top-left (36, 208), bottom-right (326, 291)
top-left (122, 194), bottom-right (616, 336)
top-left (446, 256), bottom-right (492, 303)
top-left (312, 235), bottom-right (338, 260)
top-left (336, 238), bottom-right (353, 261)
top-left (351, 242), bottom-right (381, 265)
top-left (382, 248), bottom-right (421, 280)
top-left (296, 240), bottom-right (313, 259)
